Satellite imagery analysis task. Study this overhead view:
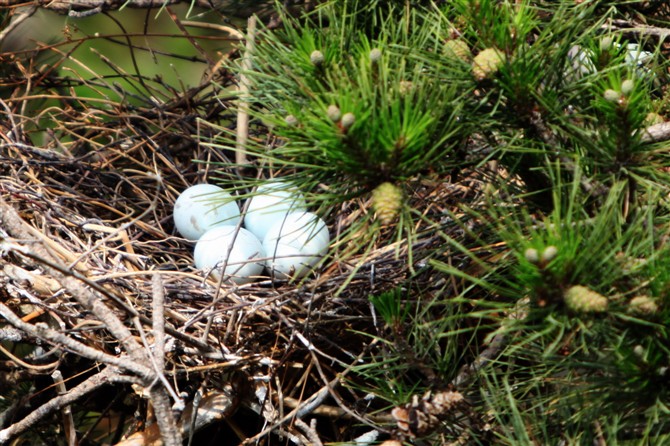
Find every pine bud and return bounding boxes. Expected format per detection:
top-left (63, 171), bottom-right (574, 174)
top-left (341, 112), bottom-right (356, 130)
top-left (600, 36), bottom-right (613, 52)
top-left (541, 245), bottom-right (558, 263)
top-left (628, 295), bottom-right (658, 316)
top-left (399, 80), bottom-right (414, 95)
top-left (603, 89), bottom-right (621, 102)
top-left (369, 48), bottom-right (382, 63)
top-left (284, 114), bottom-right (299, 126)
top-left (327, 105), bottom-right (341, 122)
top-left (444, 39), bottom-right (471, 61)
top-left (310, 50), bottom-right (325, 66)
top-left (372, 182), bottom-right (403, 225)
top-left (564, 285), bottom-right (608, 313)
top-left (472, 48), bottom-right (505, 81)
top-left (644, 112), bottom-right (664, 126)
top-left (621, 79), bottom-right (634, 96)
top-left (524, 248), bottom-right (540, 264)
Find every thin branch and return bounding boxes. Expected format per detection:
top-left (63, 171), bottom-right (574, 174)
top-left (51, 370), bottom-right (77, 446)
top-left (0, 367), bottom-right (139, 445)
top-left (641, 121), bottom-right (670, 143)
top-left (0, 5), bottom-right (36, 45)
top-left (152, 274), bottom-right (167, 377)
top-left (294, 418), bottom-right (324, 446)
top-left (235, 15), bottom-right (257, 165)
top-left (0, 302), bottom-right (153, 379)
top-left (148, 387), bottom-right (182, 446)
top-left (0, 0), bottom-right (290, 18)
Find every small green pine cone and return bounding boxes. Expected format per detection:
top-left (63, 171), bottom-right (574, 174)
top-left (340, 112), bottom-right (356, 130)
top-left (310, 50), bottom-right (325, 66)
top-left (327, 105), bottom-right (341, 122)
top-left (564, 285), bottom-right (608, 313)
top-left (472, 48), bottom-right (505, 81)
top-left (600, 36), bottom-right (613, 52)
top-left (284, 114), bottom-right (299, 126)
top-left (541, 245), bottom-right (558, 263)
top-left (603, 89), bottom-right (621, 102)
top-left (369, 48), bottom-right (382, 64)
top-left (621, 79), bottom-right (635, 96)
top-left (372, 182), bottom-right (403, 225)
top-left (444, 39), bottom-right (471, 61)
top-left (628, 295), bottom-right (658, 316)
top-left (399, 80), bottom-right (414, 95)
top-left (524, 248), bottom-right (539, 264)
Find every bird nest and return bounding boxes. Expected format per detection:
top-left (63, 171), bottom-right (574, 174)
top-left (0, 87), bottom-right (489, 444)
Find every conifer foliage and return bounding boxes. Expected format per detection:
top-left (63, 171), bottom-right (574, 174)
top-left (210, 0), bottom-right (670, 443)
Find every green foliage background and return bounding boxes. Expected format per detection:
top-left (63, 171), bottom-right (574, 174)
top-left (206, 0), bottom-right (670, 443)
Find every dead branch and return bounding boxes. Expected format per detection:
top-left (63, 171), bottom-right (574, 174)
top-left (641, 121), bottom-right (670, 143)
top-left (0, 302), bottom-right (153, 378)
top-left (0, 198), bottom-right (182, 444)
top-left (0, 366), bottom-right (140, 444)
top-left (235, 15), bottom-right (256, 165)
top-left (0, 0), bottom-right (290, 18)
top-left (51, 370), bottom-right (77, 446)
top-left (0, 1), bottom-right (193, 15)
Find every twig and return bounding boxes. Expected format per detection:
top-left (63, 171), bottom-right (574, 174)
top-left (0, 367), bottom-right (139, 444)
top-left (294, 418), bottom-right (324, 446)
top-left (0, 197), bottom-right (214, 353)
top-left (606, 19), bottom-right (670, 40)
top-left (152, 274), bottom-right (166, 376)
top-left (307, 349), bottom-right (384, 432)
top-left (452, 331), bottom-right (508, 388)
top-left (51, 370), bottom-right (77, 446)
top-left (0, 302), bottom-right (153, 378)
top-left (0, 198), bottom-right (183, 445)
top-left (235, 15), bottom-right (256, 165)
top-left (0, 6), bottom-right (36, 52)
top-left (641, 121), bottom-right (670, 143)
top-left (452, 299), bottom-right (528, 388)
top-left (148, 387), bottom-right (182, 446)
top-left (242, 385), bottom-right (330, 444)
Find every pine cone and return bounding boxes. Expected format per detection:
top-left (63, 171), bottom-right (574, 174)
top-left (564, 285), bottom-right (608, 313)
top-left (628, 296), bottom-right (658, 315)
top-left (391, 390), bottom-right (464, 438)
top-left (444, 39), bottom-right (471, 61)
top-left (472, 48), bottom-right (505, 81)
top-left (372, 182), bottom-right (402, 225)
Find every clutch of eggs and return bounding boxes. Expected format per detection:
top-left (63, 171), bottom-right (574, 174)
top-left (173, 184), bottom-right (241, 241)
top-left (174, 181), bottom-right (328, 283)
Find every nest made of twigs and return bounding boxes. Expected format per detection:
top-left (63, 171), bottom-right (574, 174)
top-left (0, 98), bottom-right (490, 443)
